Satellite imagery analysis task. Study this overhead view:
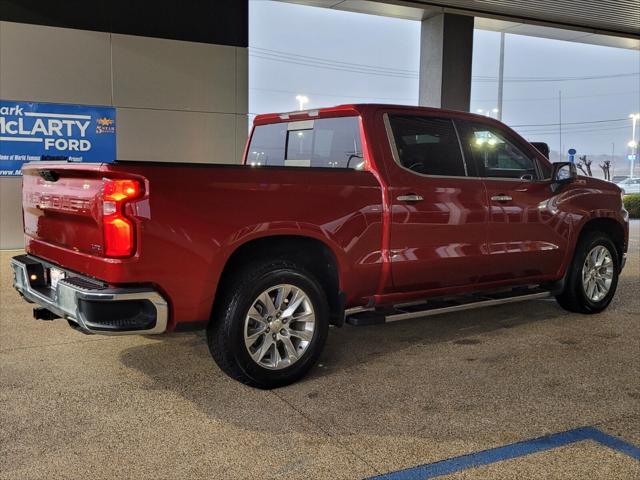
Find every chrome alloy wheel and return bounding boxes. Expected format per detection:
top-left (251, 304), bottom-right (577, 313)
top-left (244, 284), bottom-right (316, 370)
top-left (581, 245), bottom-right (614, 302)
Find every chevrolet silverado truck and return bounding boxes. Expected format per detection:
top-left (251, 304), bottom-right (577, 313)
top-left (12, 104), bottom-right (629, 388)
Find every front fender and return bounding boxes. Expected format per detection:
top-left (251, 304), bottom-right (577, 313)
top-left (555, 181), bottom-right (628, 277)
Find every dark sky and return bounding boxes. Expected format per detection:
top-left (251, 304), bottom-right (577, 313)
top-left (249, 0), bottom-right (640, 165)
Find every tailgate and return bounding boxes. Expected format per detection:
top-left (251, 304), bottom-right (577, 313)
top-left (22, 162), bottom-right (108, 256)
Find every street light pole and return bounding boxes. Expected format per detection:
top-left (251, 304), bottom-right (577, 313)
top-left (558, 90), bottom-right (563, 162)
top-left (497, 32), bottom-right (505, 121)
top-left (629, 113), bottom-right (640, 178)
top-left (295, 95), bottom-right (309, 111)
top-left (611, 142), bottom-right (615, 178)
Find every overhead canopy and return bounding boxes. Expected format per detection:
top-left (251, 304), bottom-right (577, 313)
top-left (280, 0), bottom-right (640, 50)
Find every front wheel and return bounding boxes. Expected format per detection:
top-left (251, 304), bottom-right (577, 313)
top-left (555, 232), bottom-right (620, 314)
top-left (207, 259), bottom-right (329, 389)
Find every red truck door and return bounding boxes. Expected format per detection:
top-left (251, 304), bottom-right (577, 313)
top-left (455, 120), bottom-right (566, 282)
top-left (382, 113), bottom-right (488, 292)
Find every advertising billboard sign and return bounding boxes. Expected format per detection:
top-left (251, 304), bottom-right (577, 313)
top-left (0, 100), bottom-right (116, 176)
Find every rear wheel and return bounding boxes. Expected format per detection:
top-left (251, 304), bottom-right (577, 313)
top-left (555, 232), bottom-right (619, 314)
top-left (207, 259), bottom-right (329, 389)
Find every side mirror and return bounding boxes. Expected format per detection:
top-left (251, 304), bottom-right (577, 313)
top-left (551, 162), bottom-right (577, 191)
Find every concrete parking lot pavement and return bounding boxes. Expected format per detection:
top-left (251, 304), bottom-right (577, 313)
top-left (1, 222), bottom-right (639, 479)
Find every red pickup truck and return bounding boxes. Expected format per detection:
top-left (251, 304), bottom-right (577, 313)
top-left (12, 104), bottom-right (629, 388)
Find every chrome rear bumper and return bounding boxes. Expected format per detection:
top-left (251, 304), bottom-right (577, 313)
top-left (11, 255), bottom-right (168, 335)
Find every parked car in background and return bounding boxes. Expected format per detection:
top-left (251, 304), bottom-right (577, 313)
top-left (530, 142), bottom-right (550, 159)
top-left (12, 104), bottom-right (630, 388)
top-left (612, 175), bottom-right (630, 183)
top-left (616, 177), bottom-right (640, 195)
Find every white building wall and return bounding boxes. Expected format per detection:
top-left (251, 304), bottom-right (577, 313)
top-left (0, 21), bottom-right (248, 248)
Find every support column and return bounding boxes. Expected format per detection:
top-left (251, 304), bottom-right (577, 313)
top-left (419, 13), bottom-right (474, 112)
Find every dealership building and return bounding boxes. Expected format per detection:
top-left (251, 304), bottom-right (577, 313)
top-left (1, 0), bottom-right (638, 249)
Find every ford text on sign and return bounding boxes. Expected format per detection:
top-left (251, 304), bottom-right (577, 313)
top-left (0, 101), bottom-right (116, 176)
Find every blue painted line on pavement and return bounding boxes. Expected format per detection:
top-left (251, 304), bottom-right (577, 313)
top-left (367, 427), bottom-right (640, 480)
top-left (588, 427), bottom-right (640, 461)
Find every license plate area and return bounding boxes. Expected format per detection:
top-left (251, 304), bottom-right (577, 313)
top-left (49, 267), bottom-right (66, 290)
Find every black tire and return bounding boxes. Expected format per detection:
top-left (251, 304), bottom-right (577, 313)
top-left (207, 258), bottom-right (329, 389)
top-left (555, 231), bottom-right (620, 314)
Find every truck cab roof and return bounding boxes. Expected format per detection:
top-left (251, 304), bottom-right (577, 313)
top-left (253, 104), bottom-right (491, 126)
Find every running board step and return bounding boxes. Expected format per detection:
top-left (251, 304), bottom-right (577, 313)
top-left (345, 289), bottom-right (551, 326)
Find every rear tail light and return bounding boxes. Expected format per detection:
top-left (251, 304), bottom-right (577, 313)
top-left (102, 179), bottom-right (142, 257)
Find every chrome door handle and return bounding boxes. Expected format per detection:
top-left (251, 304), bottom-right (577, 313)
top-left (491, 195), bottom-right (513, 202)
top-left (397, 194), bottom-right (424, 202)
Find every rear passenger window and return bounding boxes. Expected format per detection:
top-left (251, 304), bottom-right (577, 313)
top-left (246, 123), bottom-right (287, 166)
top-left (387, 115), bottom-right (467, 177)
top-left (247, 117), bottom-right (363, 169)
